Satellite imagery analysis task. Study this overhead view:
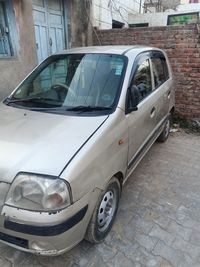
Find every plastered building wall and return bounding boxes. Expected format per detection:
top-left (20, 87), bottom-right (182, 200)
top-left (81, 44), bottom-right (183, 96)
top-left (92, 0), bottom-right (144, 29)
top-left (0, 0), bottom-right (37, 100)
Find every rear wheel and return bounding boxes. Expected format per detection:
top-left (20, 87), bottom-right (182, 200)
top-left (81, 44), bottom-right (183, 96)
top-left (85, 177), bottom-right (121, 243)
top-left (157, 115), bottom-right (171, 143)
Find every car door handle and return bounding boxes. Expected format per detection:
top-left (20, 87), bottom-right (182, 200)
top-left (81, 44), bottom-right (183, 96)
top-left (165, 90), bottom-right (171, 99)
top-left (150, 107), bottom-right (156, 118)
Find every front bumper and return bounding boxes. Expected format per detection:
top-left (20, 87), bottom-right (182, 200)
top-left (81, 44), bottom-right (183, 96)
top-left (0, 190), bottom-right (99, 255)
top-left (4, 205), bottom-right (88, 236)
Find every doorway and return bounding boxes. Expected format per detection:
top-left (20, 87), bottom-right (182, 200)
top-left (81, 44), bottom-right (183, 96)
top-left (32, 0), bottom-right (67, 62)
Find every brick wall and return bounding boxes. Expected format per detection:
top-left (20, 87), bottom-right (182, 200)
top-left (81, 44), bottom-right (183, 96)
top-left (93, 24), bottom-right (200, 118)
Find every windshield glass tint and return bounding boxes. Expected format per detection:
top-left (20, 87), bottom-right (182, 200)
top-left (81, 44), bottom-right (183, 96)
top-left (9, 54), bottom-right (126, 113)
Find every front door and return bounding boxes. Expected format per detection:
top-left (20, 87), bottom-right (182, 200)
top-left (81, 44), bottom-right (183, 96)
top-left (32, 0), bottom-right (66, 63)
top-left (126, 53), bottom-right (158, 177)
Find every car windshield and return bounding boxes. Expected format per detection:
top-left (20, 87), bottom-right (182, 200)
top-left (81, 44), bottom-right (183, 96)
top-left (5, 53), bottom-right (126, 115)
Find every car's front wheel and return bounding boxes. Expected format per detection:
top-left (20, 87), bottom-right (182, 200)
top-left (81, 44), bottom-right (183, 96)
top-left (85, 177), bottom-right (121, 243)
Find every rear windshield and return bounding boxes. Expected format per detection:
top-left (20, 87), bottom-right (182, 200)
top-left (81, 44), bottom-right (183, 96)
top-left (5, 53), bottom-right (126, 116)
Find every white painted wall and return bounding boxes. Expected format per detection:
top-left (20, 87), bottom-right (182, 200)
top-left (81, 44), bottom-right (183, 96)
top-left (129, 9), bottom-right (200, 27)
top-left (176, 3), bottom-right (200, 11)
top-left (92, 0), bottom-right (144, 29)
top-left (180, 0), bottom-right (200, 3)
top-left (129, 12), bottom-right (168, 27)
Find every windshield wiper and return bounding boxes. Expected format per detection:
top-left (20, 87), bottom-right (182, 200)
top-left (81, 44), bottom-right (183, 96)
top-left (5, 96), bottom-right (58, 104)
top-left (4, 98), bottom-right (112, 113)
top-left (67, 106), bottom-right (112, 112)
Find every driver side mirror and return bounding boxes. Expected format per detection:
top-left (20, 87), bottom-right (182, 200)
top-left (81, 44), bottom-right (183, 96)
top-left (126, 85), bottom-right (140, 114)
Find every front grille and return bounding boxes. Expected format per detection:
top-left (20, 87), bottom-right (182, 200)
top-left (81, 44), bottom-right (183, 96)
top-left (0, 232), bottom-right (28, 248)
top-left (0, 182), bottom-right (10, 211)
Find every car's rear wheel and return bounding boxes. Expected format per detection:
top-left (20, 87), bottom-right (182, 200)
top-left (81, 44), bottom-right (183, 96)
top-left (85, 177), bottom-right (121, 243)
top-left (157, 115), bottom-right (171, 143)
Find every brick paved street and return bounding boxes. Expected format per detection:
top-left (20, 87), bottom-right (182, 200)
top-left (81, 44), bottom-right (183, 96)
top-left (0, 132), bottom-right (200, 267)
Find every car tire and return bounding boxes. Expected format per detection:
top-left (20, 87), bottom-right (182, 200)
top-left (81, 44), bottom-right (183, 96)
top-left (85, 177), bottom-right (121, 243)
top-left (157, 115), bottom-right (171, 143)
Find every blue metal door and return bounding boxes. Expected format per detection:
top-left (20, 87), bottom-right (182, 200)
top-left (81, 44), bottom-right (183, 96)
top-left (32, 0), bottom-right (66, 63)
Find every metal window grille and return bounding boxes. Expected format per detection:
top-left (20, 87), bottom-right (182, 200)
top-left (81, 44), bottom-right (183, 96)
top-left (0, 1), bottom-right (11, 57)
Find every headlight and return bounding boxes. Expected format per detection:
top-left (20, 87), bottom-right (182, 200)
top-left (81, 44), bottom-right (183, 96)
top-left (5, 173), bottom-right (71, 211)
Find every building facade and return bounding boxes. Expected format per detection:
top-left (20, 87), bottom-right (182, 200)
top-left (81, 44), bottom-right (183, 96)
top-left (181, 0), bottom-right (200, 3)
top-left (143, 0), bottom-right (164, 13)
top-left (92, 0), bottom-right (144, 29)
top-left (0, 0), bottom-right (92, 99)
top-left (144, 0), bottom-right (181, 13)
top-left (0, 0), bottom-right (147, 98)
top-left (129, 8), bottom-right (200, 27)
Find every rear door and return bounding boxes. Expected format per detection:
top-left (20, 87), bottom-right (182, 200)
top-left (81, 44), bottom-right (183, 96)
top-left (150, 51), bottom-right (171, 124)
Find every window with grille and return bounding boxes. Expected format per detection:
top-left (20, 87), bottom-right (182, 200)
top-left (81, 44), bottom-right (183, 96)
top-left (0, 1), bottom-right (12, 57)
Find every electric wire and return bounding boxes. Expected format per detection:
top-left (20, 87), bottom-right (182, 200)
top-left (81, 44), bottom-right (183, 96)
top-left (108, 0), bottom-right (153, 26)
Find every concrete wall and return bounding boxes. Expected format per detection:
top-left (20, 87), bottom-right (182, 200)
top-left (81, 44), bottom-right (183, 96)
top-left (92, 0), bottom-right (144, 29)
top-left (129, 12), bottom-right (169, 27)
top-left (67, 0), bottom-right (93, 48)
top-left (176, 3), bottom-right (200, 11)
top-left (93, 24), bottom-right (200, 118)
top-left (0, 0), bottom-right (37, 100)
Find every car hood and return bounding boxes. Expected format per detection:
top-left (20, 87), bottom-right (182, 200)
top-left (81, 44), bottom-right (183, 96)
top-left (0, 104), bottom-right (108, 183)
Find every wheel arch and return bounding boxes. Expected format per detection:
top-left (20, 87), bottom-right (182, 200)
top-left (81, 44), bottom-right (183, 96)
top-left (170, 106), bottom-right (175, 115)
top-left (113, 171), bottom-right (124, 194)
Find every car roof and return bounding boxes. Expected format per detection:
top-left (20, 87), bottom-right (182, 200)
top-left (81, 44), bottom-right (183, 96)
top-left (55, 45), bottom-right (157, 56)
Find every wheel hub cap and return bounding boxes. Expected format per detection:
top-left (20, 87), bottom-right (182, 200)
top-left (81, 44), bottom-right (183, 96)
top-left (97, 190), bottom-right (116, 232)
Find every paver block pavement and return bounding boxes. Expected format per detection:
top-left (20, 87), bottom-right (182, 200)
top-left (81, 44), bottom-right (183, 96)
top-left (0, 132), bottom-right (200, 266)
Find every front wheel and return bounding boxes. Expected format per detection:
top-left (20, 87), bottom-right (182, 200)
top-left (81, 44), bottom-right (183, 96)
top-left (157, 115), bottom-right (171, 143)
top-left (85, 177), bottom-right (121, 243)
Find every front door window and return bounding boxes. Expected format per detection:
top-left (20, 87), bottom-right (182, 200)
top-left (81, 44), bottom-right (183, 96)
top-left (132, 59), bottom-right (152, 102)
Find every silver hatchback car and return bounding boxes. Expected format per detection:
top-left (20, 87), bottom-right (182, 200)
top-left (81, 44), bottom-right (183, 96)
top-left (0, 46), bottom-right (174, 255)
